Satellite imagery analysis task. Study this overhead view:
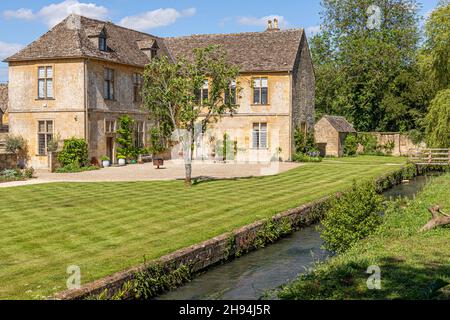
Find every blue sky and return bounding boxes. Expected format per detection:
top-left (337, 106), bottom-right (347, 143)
top-left (0, 0), bottom-right (441, 82)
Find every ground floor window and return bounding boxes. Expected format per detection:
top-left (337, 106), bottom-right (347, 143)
top-left (135, 121), bottom-right (145, 148)
top-left (252, 122), bottom-right (267, 149)
top-left (105, 120), bottom-right (116, 134)
top-left (38, 120), bottom-right (53, 155)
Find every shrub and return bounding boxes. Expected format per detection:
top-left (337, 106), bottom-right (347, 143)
top-left (319, 181), bottom-right (384, 253)
top-left (5, 135), bottom-right (26, 154)
top-left (57, 138), bottom-right (89, 167)
top-left (382, 140), bottom-right (395, 155)
top-left (292, 153), bottom-right (323, 163)
top-left (358, 133), bottom-right (381, 155)
top-left (294, 128), bottom-right (318, 155)
top-left (344, 134), bottom-right (358, 156)
top-left (116, 115), bottom-right (135, 160)
top-left (23, 167), bottom-right (34, 179)
top-left (1, 169), bottom-right (21, 179)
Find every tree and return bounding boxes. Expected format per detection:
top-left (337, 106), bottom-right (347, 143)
top-left (116, 115), bottom-right (135, 161)
top-left (423, 1), bottom-right (450, 91)
top-left (142, 45), bottom-right (240, 186)
top-left (312, 0), bottom-right (421, 131)
top-left (424, 89), bottom-right (450, 148)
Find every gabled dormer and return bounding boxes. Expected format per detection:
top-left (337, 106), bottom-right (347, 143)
top-left (137, 39), bottom-right (158, 60)
top-left (86, 24), bottom-right (108, 52)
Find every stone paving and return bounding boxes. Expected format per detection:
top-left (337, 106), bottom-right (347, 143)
top-left (0, 160), bottom-right (302, 187)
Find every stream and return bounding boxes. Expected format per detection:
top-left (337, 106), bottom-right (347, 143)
top-left (157, 175), bottom-right (433, 300)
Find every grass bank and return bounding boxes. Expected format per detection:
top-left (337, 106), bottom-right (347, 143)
top-left (0, 156), bottom-right (405, 299)
top-left (278, 173), bottom-right (450, 300)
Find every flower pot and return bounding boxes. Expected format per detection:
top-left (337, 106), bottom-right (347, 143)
top-left (102, 160), bottom-right (110, 168)
top-left (118, 158), bottom-right (126, 166)
top-left (153, 158), bottom-right (164, 169)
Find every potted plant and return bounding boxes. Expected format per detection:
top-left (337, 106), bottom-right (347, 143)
top-left (101, 155), bottom-right (111, 168)
top-left (117, 155), bottom-right (126, 166)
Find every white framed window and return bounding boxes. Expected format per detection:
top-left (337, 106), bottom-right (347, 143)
top-left (253, 77), bottom-right (268, 105)
top-left (132, 73), bottom-right (143, 103)
top-left (197, 80), bottom-right (209, 105)
top-left (105, 120), bottom-right (116, 134)
top-left (37, 120), bottom-right (53, 155)
top-left (104, 68), bottom-right (115, 100)
top-left (252, 123), bottom-right (268, 149)
top-left (38, 66), bottom-right (53, 99)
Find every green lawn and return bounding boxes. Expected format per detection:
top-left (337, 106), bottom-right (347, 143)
top-left (278, 173), bottom-right (450, 300)
top-left (0, 156), bottom-right (406, 299)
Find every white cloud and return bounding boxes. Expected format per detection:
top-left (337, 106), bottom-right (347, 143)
top-left (0, 41), bottom-right (24, 60)
top-left (3, 0), bottom-right (109, 28)
top-left (237, 15), bottom-right (288, 28)
top-left (306, 25), bottom-right (321, 37)
top-left (4, 8), bottom-right (34, 20)
top-left (119, 8), bottom-right (196, 31)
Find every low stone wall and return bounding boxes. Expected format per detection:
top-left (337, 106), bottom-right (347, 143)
top-left (0, 153), bottom-right (17, 170)
top-left (53, 197), bottom-right (330, 300)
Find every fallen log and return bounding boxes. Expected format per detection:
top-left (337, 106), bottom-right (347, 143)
top-left (420, 205), bottom-right (450, 232)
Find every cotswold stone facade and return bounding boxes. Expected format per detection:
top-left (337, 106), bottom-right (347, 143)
top-left (314, 116), bottom-right (356, 157)
top-left (5, 14), bottom-right (315, 169)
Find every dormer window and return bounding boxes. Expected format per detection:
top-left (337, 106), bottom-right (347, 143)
top-left (99, 35), bottom-right (107, 52)
top-left (137, 39), bottom-right (159, 60)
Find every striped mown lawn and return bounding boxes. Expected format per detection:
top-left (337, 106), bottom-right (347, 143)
top-left (0, 156), bottom-right (406, 299)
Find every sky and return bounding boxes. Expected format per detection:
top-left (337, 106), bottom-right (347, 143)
top-left (0, 0), bottom-right (441, 82)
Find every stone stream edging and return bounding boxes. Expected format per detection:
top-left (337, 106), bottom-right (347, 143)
top-left (53, 164), bottom-right (419, 300)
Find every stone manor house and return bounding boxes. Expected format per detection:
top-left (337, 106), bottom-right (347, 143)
top-left (4, 14), bottom-right (315, 169)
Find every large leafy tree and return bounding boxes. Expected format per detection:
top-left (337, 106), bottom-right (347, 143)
top-left (142, 45), bottom-right (240, 186)
top-left (424, 89), bottom-right (450, 148)
top-left (312, 0), bottom-right (421, 131)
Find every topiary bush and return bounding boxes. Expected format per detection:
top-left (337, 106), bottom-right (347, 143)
top-left (344, 134), bottom-right (358, 156)
top-left (319, 181), bottom-right (384, 253)
top-left (57, 138), bottom-right (89, 167)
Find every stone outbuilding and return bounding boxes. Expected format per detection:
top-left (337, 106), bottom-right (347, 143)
top-left (314, 115), bottom-right (356, 157)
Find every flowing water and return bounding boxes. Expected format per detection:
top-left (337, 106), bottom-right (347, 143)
top-left (157, 175), bottom-right (433, 300)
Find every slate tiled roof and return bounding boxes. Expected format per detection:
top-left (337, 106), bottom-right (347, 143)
top-left (164, 29), bottom-right (304, 72)
top-left (0, 84), bottom-right (7, 113)
top-left (5, 15), bottom-right (170, 67)
top-left (5, 15), bottom-right (304, 73)
top-left (323, 116), bottom-right (356, 133)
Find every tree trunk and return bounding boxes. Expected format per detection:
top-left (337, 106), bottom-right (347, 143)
top-left (420, 205), bottom-right (450, 232)
top-left (184, 127), bottom-right (196, 187)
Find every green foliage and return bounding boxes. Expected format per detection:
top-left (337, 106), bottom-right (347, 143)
top-left (116, 115), bottom-right (135, 160)
top-left (0, 167), bottom-right (34, 181)
top-left (343, 134), bottom-right (358, 156)
top-left (24, 167), bottom-right (34, 179)
top-left (55, 164), bottom-right (99, 173)
top-left (142, 45), bottom-right (240, 184)
top-left (5, 135), bottom-right (26, 154)
top-left (148, 127), bottom-right (167, 156)
top-left (320, 181), bottom-right (384, 253)
top-left (312, 0), bottom-right (422, 132)
top-left (292, 153), bottom-right (323, 163)
top-left (424, 89), bottom-right (450, 148)
top-left (357, 133), bottom-right (381, 155)
top-left (57, 138), bottom-right (89, 167)
top-left (254, 218), bottom-right (292, 249)
top-left (279, 174), bottom-right (450, 300)
top-left (382, 140), bottom-right (395, 155)
top-left (423, 1), bottom-right (450, 90)
top-left (100, 155), bottom-right (110, 162)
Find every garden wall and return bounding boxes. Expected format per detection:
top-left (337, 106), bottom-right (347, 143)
top-left (359, 132), bottom-right (425, 156)
top-left (0, 153), bottom-right (17, 170)
top-left (53, 164), bottom-right (418, 300)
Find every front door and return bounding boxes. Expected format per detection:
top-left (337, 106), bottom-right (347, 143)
top-left (106, 137), bottom-right (114, 164)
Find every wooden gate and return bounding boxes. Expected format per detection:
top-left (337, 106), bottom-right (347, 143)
top-left (409, 148), bottom-right (450, 166)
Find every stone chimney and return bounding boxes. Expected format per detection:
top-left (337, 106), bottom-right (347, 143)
top-left (266, 20), bottom-right (273, 31)
top-left (273, 18), bottom-right (280, 31)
